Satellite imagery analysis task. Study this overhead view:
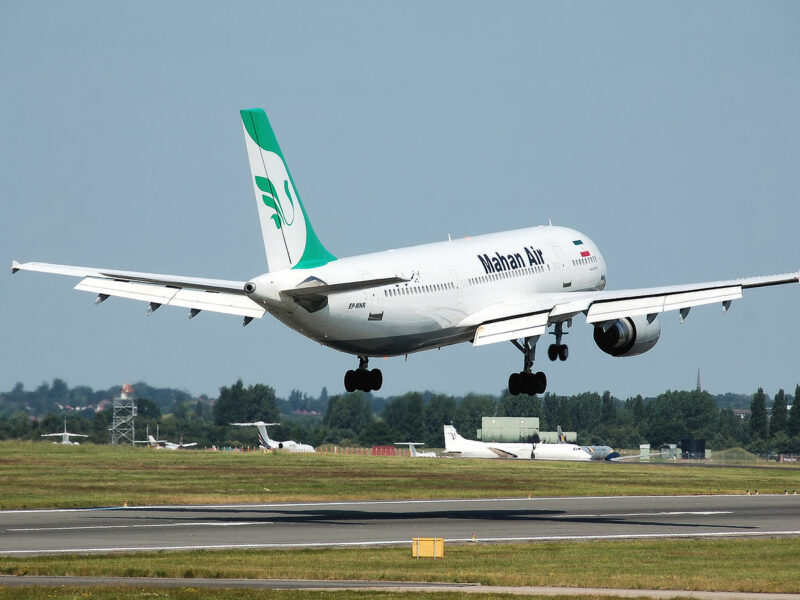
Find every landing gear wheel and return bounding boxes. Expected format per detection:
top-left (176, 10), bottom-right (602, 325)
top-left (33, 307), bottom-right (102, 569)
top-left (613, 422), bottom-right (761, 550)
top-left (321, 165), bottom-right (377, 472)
top-left (369, 368), bottom-right (383, 391)
top-left (558, 345), bottom-right (568, 361)
top-left (359, 372), bottom-right (372, 393)
top-left (508, 372), bottom-right (521, 396)
top-left (548, 344), bottom-right (558, 361)
top-left (534, 371), bottom-right (547, 394)
top-left (344, 370), bottom-right (357, 392)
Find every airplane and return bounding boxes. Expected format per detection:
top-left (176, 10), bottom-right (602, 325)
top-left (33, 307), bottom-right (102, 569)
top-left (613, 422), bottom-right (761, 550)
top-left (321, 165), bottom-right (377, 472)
top-left (230, 421), bottom-right (315, 452)
top-left (136, 434), bottom-right (197, 450)
top-left (394, 442), bottom-right (437, 458)
top-left (444, 424), bottom-right (618, 461)
top-left (554, 426), bottom-right (619, 461)
top-left (41, 418), bottom-right (89, 445)
top-left (11, 108), bottom-right (800, 395)
top-left (443, 424), bottom-right (532, 459)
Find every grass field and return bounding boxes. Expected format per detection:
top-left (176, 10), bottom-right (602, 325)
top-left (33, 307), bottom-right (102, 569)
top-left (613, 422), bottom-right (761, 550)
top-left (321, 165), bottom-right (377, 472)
top-left (1, 537), bottom-right (799, 593)
top-left (0, 441), bottom-right (798, 510)
top-left (0, 589), bottom-right (646, 600)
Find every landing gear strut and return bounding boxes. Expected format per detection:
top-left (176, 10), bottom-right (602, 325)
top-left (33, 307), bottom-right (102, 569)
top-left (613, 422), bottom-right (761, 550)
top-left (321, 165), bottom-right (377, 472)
top-left (508, 337), bottom-right (547, 396)
top-left (547, 320), bottom-right (569, 361)
top-left (344, 355), bottom-right (383, 393)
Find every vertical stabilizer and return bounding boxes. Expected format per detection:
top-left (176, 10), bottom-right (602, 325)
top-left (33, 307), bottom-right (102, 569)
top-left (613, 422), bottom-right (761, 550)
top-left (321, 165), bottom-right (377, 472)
top-left (241, 109), bottom-right (336, 272)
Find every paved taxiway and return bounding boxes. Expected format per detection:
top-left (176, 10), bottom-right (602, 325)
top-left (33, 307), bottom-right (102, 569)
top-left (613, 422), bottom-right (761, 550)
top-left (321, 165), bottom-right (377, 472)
top-left (1, 494), bottom-right (798, 555)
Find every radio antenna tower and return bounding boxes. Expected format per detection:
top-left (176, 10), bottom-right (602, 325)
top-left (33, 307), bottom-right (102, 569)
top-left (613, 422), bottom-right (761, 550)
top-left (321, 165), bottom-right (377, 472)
top-left (110, 384), bottom-right (137, 445)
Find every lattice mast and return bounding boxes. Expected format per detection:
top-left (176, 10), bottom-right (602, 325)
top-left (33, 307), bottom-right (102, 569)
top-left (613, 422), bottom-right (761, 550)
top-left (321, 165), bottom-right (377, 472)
top-left (110, 383), bottom-right (137, 445)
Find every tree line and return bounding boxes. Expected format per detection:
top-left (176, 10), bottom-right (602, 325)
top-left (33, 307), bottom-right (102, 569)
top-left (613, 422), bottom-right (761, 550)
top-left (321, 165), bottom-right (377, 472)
top-left (1, 379), bottom-right (798, 453)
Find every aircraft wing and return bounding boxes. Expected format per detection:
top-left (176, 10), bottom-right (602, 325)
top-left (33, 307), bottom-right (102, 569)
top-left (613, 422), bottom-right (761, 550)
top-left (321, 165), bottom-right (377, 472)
top-left (11, 261), bottom-right (265, 322)
top-left (487, 446), bottom-right (522, 459)
top-left (466, 271), bottom-right (800, 346)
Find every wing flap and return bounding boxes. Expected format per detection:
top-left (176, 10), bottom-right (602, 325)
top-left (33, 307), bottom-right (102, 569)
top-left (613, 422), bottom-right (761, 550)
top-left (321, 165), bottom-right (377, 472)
top-left (169, 288), bottom-right (265, 318)
top-left (76, 277), bottom-right (178, 304)
top-left (75, 277), bottom-right (265, 318)
top-left (473, 312), bottom-right (549, 346)
top-left (586, 285), bottom-right (743, 323)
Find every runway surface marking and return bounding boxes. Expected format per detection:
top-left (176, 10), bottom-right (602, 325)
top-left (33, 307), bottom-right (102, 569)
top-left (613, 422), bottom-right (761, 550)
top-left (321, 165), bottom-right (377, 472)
top-left (4, 528), bottom-right (799, 555)
top-left (8, 521), bottom-right (271, 532)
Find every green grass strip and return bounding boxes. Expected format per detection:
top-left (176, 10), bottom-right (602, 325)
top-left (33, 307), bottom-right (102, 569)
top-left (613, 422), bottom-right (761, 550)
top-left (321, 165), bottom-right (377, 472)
top-left (2, 537), bottom-right (799, 593)
top-left (1, 442), bottom-right (798, 510)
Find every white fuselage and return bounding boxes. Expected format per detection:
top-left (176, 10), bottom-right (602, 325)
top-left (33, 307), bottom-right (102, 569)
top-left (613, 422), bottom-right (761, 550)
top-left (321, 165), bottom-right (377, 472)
top-left (532, 443), bottom-right (593, 461)
top-left (248, 226), bottom-right (606, 356)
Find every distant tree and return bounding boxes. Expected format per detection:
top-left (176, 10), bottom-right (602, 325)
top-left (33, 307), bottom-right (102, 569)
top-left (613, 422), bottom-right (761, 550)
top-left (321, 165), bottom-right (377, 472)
top-left (422, 394), bottom-right (457, 447)
top-left (324, 392), bottom-right (373, 434)
top-left (770, 389), bottom-right (788, 438)
top-left (382, 393), bottom-right (423, 442)
top-left (750, 388), bottom-right (769, 441)
top-left (359, 420), bottom-right (398, 446)
top-left (212, 380), bottom-right (279, 425)
top-left (498, 391), bottom-right (540, 419)
top-left (136, 398), bottom-right (161, 420)
top-left (789, 385), bottom-right (800, 439)
top-left (601, 391), bottom-right (616, 424)
top-left (454, 394), bottom-right (496, 439)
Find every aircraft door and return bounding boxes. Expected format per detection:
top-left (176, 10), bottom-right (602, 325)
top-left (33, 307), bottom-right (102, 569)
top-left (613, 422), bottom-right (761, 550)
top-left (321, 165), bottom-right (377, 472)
top-left (550, 244), bottom-right (572, 289)
top-left (369, 290), bottom-right (384, 321)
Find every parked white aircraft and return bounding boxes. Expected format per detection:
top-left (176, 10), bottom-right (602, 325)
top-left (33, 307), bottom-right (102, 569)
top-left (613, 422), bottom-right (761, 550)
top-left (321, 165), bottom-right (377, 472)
top-left (41, 419), bottom-right (88, 445)
top-left (136, 434), bottom-right (197, 450)
top-left (12, 109), bottom-right (799, 394)
top-left (230, 421), bottom-right (315, 453)
top-left (444, 424), bottom-right (620, 461)
top-left (394, 442), bottom-right (437, 458)
top-left (443, 424), bottom-right (532, 459)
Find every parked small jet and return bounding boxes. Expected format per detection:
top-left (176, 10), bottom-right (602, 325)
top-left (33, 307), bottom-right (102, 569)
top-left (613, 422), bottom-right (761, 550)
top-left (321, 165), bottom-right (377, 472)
top-left (41, 419), bottom-right (88, 445)
top-left (231, 421), bottom-right (315, 453)
top-left (394, 442), bottom-right (437, 458)
top-left (136, 434), bottom-right (197, 450)
top-left (12, 109), bottom-right (799, 395)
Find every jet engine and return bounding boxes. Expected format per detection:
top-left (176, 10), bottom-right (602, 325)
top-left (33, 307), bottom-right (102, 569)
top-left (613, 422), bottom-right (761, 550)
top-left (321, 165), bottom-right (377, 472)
top-left (593, 314), bottom-right (661, 357)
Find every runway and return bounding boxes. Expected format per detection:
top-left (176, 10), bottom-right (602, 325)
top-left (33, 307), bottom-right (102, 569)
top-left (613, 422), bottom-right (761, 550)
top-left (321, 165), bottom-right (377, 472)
top-left (1, 494), bottom-right (798, 555)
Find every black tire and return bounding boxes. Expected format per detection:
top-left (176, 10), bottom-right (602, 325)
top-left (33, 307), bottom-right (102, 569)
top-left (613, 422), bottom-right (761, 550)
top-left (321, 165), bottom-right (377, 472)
top-left (522, 372), bottom-right (537, 396)
top-left (547, 344), bottom-right (558, 361)
top-left (344, 370), bottom-right (356, 393)
top-left (534, 371), bottom-right (547, 394)
top-left (558, 345), bottom-right (569, 361)
top-left (358, 370), bottom-right (372, 393)
top-left (508, 372), bottom-right (521, 396)
top-left (370, 368), bottom-right (383, 391)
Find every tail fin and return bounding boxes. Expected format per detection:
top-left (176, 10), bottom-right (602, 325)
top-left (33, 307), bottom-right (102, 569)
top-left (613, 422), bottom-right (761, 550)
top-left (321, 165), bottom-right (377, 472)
top-left (240, 109), bottom-right (336, 272)
top-left (409, 444), bottom-right (418, 458)
top-left (255, 423), bottom-right (272, 448)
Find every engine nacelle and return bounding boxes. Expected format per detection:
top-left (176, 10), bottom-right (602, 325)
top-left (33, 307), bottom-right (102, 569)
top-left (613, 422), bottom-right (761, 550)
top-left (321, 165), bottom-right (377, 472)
top-left (593, 314), bottom-right (661, 357)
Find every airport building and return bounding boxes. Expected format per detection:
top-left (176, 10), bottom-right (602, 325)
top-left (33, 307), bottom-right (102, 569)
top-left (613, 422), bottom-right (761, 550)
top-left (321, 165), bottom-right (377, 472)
top-left (476, 417), bottom-right (577, 443)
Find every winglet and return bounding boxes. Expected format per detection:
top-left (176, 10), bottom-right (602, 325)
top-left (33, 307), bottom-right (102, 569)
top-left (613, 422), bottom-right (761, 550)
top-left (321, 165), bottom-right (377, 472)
top-left (11, 260), bottom-right (21, 274)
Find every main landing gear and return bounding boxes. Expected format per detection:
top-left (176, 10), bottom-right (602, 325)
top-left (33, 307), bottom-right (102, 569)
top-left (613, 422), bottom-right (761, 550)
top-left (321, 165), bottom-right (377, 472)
top-left (508, 337), bottom-right (547, 396)
top-left (344, 355), bottom-right (383, 393)
top-left (508, 321), bottom-right (571, 396)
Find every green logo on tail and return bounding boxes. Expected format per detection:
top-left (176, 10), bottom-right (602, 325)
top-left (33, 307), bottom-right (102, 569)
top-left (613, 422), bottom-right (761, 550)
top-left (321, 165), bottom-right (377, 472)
top-left (255, 176), bottom-right (295, 230)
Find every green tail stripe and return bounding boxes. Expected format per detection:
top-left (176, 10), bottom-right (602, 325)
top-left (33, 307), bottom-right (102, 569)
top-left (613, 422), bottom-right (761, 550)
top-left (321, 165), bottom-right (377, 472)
top-left (241, 109), bottom-right (336, 269)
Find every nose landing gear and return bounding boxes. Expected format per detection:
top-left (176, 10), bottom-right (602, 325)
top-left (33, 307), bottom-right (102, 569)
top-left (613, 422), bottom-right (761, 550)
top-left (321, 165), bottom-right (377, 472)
top-left (508, 337), bottom-right (547, 396)
top-left (344, 355), bottom-right (383, 392)
top-left (547, 320), bottom-right (569, 361)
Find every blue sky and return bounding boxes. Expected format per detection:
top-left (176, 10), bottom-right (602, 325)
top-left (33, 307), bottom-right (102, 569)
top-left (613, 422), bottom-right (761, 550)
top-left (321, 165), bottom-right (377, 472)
top-left (2, 1), bottom-right (799, 400)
